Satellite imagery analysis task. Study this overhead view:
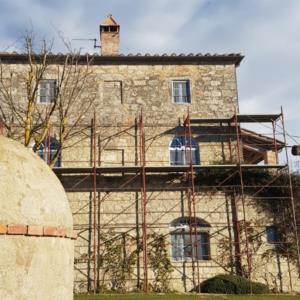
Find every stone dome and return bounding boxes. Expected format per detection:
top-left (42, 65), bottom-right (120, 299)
top-left (0, 136), bottom-right (74, 300)
top-left (0, 136), bottom-right (72, 227)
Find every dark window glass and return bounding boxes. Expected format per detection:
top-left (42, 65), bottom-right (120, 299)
top-left (266, 226), bottom-right (279, 244)
top-left (172, 81), bottom-right (191, 103)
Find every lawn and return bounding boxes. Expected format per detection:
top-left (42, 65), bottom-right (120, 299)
top-left (74, 294), bottom-right (300, 300)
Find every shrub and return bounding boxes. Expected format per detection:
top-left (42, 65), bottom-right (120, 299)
top-left (200, 274), bottom-right (269, 294)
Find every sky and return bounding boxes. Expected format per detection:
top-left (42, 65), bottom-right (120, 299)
top-left (0, 0), bottom-right (300, 167)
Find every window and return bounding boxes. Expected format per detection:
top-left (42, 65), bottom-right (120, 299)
top-left (266, 226), bottom-right (279, 244)
top-left (170, 217), bottom-right (210, 261)
top-left (170, 136), bottom-right (199, 165)
top-left (33, 136), bottom-right (61, 167)
top-left (38, 79), bottom-right (57, 104)
top-left (172, 80), bottom-right (191, 103)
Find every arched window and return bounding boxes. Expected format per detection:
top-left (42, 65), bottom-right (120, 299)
top-left (170, 217), bottom-right (210, 261)
top-left (170, 136), bottom-right (199, 165)
top-left (33, 136), bottom-right (61, 167)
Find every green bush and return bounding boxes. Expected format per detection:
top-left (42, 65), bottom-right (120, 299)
top-left (200, 274), bottom-right (269, 294)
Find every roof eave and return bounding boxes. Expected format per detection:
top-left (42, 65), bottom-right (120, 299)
top-left (0, 53), bottom-right (244, 66)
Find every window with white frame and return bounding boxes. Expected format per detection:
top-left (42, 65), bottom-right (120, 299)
top-left (170, 217), bottom-right (210, 261)
top-left (172, 80), bottom-right (191, 103)
top-left (170, 136), bottom-right (199, 165)
top-left (37, 79), bottom-right (57, 104)
top-left (33, 136), bottom-right (61, 167)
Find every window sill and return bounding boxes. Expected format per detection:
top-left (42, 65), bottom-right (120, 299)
top-left (171, 258), bottom-right (211, 263)
top-left (172, 102), bottom-right (191, 105)
top-left (36, 102), bottom-right (53, 105)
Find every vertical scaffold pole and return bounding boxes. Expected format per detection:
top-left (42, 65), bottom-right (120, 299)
top-left (272, 120), bottom-right (279, 165)
top-left (184, 109), bottom-right (200, 292)
top-left (139, 110), bottom-right (148, 292)
top-left (92, 113), bottom-right (97, 293)
top-left (281, 106), bottom-right (300, 276)
top-left (46, 127), bottom-right (51, 165)
top-left (233, 111), bottom-right (252, 287)
top-left (187, 110), bottom-right (201, 292)
top-left (184, 116), bottom-right (195, 288)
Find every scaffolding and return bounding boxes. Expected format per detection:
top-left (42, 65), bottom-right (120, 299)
top-left (3, 109), bottom-right (299, 293)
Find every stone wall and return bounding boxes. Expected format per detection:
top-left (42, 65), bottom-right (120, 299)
top-left (95, 64), bottom-right (238, 124)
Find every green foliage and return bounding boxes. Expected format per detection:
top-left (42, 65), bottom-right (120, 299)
top-left (98, 230), bottom-right (136, 292)
top-left (200, 274), bottom-right (269, 294)
top-left (196, 170), bottom-right (300, 265)
top-left (147, 233), bottom-right (174, 292)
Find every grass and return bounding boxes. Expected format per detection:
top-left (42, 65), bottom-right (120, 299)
top-left (74, 294), bottom-right (300, 300)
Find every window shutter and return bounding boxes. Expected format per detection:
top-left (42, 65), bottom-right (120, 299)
top-left (197, 232), bottom-right (210, 260)
top-left (171, 233), bottom-right (183, 260)
top-left (183, 233), bottom-right (193, 258)
top-left (170, 149), bottom-right (176, 165)
top-left (185, 81), bottom-right (191, 103)
top-left (173, 82), bottom-right (180, 102)
top-left (182, 82), bottom-right (187, 97)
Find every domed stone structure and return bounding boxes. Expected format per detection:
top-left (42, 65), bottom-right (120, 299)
top-left (0, 136), bottom-right (74, 300)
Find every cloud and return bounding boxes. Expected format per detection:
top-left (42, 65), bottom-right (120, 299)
top-left (0, 0), bottom-right (299, 149)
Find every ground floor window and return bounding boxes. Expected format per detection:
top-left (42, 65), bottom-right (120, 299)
top-left (266, 225), bottom-right (279, 244)
top-left (170, 217), bottom-right (210, 261)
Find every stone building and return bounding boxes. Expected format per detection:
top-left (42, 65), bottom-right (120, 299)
top-left (0, 15), bottom-right (299, 293)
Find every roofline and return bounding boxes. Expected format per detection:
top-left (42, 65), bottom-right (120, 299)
top-left (0, 53), bottom-right (244, 66)
top-left (241, 128), bottom-right (285, 148)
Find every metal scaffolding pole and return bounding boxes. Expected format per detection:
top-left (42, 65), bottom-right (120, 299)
top-left (233, 111), bottom-right (252, 288)
top-left (281, 106), bottom-right (300, 276)
top-left (92, 114), bottom-right (98, 293)
top-left (139, 110), bottom-right (148, 292)
top-left (184, 109), bottom-right (200, 291)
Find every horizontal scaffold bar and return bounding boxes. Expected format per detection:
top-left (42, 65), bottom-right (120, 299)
top-left (53, 164), bottom-right (286, 175)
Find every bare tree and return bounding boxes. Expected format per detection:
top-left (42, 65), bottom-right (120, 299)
top-left (0, 33), bottom-right (97, 166)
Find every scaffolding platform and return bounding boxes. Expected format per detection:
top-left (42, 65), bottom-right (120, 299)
top-left (53, 164), bottom-right (287, 175)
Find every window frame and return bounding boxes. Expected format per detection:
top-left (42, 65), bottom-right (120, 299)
top-left (169, 136), bottom-right (200, 166)
top-left (33, 136), bottom-right (61, 167)
top-left (266, 225), bottom-right (279, 244)
top-left (171, 80), bottom-right (191, 104)
top-left (37, 79), bottom-right (57, 104)
top-left (170, 217), bottom-right (211, 261)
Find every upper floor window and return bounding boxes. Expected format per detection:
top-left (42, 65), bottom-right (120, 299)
top-left (170, 136), bottom-right (199, 165)
top-left (170, 217), bottom-right (210, 261)
top-left (33, 136), bottom-right (61, 167)
top-left (266, 225), bottom-right (279, 244)
top-left (37, 79), bottom-right (57, 104)
top-left (172, 80), bottom-right (191, 103)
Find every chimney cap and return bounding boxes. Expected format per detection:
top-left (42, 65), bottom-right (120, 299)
top-left (101, 14), bottom-right (119, 27)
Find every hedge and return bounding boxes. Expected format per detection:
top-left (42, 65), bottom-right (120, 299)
top-left (199, 274), bottom-right (269, 294)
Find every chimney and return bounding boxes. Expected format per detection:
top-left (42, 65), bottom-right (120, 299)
top-left (100, 14), bottom-right (120, 56)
